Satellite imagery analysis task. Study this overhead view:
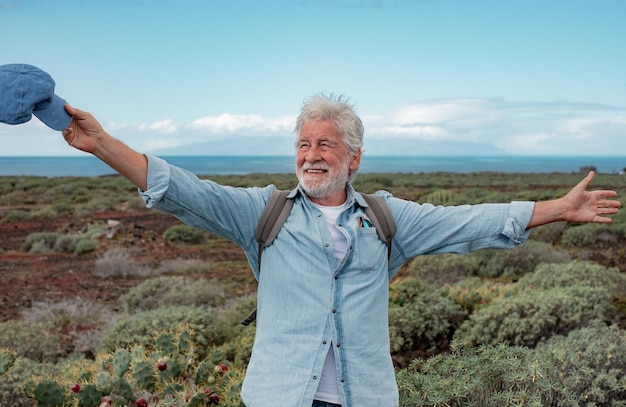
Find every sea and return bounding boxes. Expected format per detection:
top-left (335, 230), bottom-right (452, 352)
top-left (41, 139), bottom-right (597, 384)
top-left (0, 155), bottom-right (624, 177)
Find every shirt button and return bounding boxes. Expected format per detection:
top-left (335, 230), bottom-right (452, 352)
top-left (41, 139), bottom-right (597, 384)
top-left (340, 378), bottom-right (345, 383)
top-left (313, 375), bottom-right (318, 380)
top-left (323, 340), bottom-right (327, 344)
top-left (331, 308), bottom-right (336, 313)
top-left (336, 343), bottom-right (341, 347)
top-left (334, 275), bottom-right (339, 280)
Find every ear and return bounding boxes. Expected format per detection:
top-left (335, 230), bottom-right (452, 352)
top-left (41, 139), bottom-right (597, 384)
top-left (349, 149), bottom-right (362, 171)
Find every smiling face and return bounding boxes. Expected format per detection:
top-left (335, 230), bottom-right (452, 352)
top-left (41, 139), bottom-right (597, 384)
top-left (296, 119), bottom-right (361, 206)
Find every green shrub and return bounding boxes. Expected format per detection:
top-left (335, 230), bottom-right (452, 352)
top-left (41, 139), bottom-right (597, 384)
top-left (1, 209), bottom-right (30, 222)
top-left (30, 207), bottom-right (57, 220)
top-left (0, 357), bottom-right (61, 407)
top-left (536, 320), bottom-right (626, 405)
top-left (0, 320), bottom-right (61, 363)
top-left (407, 254), bottom-right (477, 287)
top-left (561, 223), bottom-right (619, 247)
top-left (396, 342), bottom-right (575, 407)
top-left (21, 232), bottom-right (60, 253)
top-left (53, 234), bottom-right (97, 254)
top-left (518, 261), bottom-right (626, 294)
top-left (74, 237), bottom-right (97, 254)
top-left (468, 240), bottom-right (570, 279)
top-left (99, 298), bottom-right (251, 359)
top-left (94, 248), bottom-right (149, 278)
top-left (156, 258), bottom-right (211, 274)
top-left (454, 286), bottom-right (613, 348)
top-left (163, 224), bottom-right (206, 244)
top-left (218, 325), bottom-right (256, 367)
top-left (119, 276), bottom-right (228, 313)
top-left (388, 278), bottom-right (466, 356)
top-left (23, 328), bottom-right (246, 407)
top-left (99, 306), bottom-right (218, 355)
top-left (438, 277), bottom-right (519, 313)
top-left (529, 222), bottom-right (566, 244)
top-left (51, 198), bottom-right (73, 214)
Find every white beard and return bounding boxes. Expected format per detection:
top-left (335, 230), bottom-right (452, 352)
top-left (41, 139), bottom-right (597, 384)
top-left (297, 160), bottom-right (350, 200)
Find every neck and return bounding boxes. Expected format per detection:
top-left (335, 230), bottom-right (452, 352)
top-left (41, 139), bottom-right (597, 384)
top-left (306, 190), bottom-right (347, 206)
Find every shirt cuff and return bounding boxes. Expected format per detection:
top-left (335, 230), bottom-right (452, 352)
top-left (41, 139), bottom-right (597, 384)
top-left (137, 155), bottom-right (171, 208)
top-left (503, 201), bottom-right (535, 244)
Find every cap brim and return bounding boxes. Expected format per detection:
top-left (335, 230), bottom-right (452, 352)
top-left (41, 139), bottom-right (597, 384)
top-left (32, 94), bottom-right (72, 131)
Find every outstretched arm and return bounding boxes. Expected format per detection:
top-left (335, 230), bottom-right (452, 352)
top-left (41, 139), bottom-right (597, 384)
top-left (527, 171), bottom-right (620, 229)
top-left (61, 105), bottom-right (148, 190)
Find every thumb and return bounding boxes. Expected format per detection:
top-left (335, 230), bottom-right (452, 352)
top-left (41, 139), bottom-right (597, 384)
top-left (577, 170), bottom-right (595, 191)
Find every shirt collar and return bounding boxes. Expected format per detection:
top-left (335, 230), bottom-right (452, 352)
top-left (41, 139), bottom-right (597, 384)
top-left (292, 183), bottom-right (366, 208)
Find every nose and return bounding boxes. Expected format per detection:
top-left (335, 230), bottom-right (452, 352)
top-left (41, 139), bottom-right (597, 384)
top-left (305, 144), bottom-right (322, 162)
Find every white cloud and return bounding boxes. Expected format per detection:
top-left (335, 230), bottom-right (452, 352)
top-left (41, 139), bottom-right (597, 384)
top-left (138, 119), bottom-right (179, 134)
top-left (187, 113), bottom-right (294, 134)
top-left (365, 98), bottom-right (626, 155)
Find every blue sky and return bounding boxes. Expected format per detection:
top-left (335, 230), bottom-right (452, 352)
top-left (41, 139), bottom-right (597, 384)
top-left (1, 0), bottom-right (625, 156)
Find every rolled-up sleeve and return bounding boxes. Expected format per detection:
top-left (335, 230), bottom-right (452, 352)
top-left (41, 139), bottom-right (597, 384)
top-left (503, 201), bottom-right (535, 244)
top-left (138, 155), bottom-right (172, 208)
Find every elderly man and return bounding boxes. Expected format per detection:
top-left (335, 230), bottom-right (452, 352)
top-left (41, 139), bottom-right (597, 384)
top-left (61, 94), bottom-right (619, 407)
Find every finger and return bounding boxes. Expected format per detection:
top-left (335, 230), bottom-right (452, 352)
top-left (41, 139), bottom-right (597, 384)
top-left (578, 170), bottom-right (595, 190)
top-left (591, 190), bottom-right (618, 199)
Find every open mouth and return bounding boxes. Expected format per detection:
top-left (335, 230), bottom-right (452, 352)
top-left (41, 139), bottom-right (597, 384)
top-left (305, 168), bottom-right (328, 174)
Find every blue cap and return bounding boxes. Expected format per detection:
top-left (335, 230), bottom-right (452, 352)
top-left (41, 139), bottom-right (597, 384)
top-left (0, 64), bottom-right (72, 131)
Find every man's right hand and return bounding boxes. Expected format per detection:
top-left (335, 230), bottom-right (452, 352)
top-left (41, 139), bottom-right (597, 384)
top-left (61, 104), bottom-right (104, 154)
top-left (61, 105), bottom-right (149, 190)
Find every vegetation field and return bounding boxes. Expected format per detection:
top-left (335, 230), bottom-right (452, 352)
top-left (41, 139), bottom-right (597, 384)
top-left (1, 171), bottom-right (625, 406)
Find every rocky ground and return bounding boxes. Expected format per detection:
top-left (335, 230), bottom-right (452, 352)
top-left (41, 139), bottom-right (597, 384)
top-left (0, 208), bottom-right (256, 323)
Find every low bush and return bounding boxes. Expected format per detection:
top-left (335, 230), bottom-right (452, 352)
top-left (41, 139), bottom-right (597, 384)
top-left (53, 234), bottom-right (97, 254)
top-left (407, 254), bottom-right (477, 287)
top-left (218, 325), bottom-right (256, 367)
top-left (518, 261), bottom-right (626, 294)
top-left (0, 320), bottom-right (61, 363)
top-left (21, 232), bottom-right (59, 253)
top-left (163, 224), bottom-right (206, 244)
top-left (1, 209), bottom-right (30, 222)
top-left (529, 221), bottom-right (566, 244)
top-left (156, 258), bottom-right (211, 274)
top-left (561, 223), bottom-right (619, 247)
top-left (119, 276), bottom-right (228, 313)
top-left (0, 357), bottom-right (61, 407)
top-left (94, 248), bottom-right (150, 278)
top-left (99, 306), bottom-right (219, 356)
top-left (21, 328), bottom-right (246, 407)
top-left (396, 342), bottom-right (575, 407)
top-left (536, 320), bottom-right (626, 405)
top-left (454, 286), bottom-right (613, 348)
top-left (438, 277), bottom-right (519, 313)
top-left (468, 240), bottom-right (570, 279)
top-left (388, 278), bottom-right (466, 356)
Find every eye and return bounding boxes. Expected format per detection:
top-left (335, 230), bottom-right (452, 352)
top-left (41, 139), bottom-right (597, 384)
top-left (298, 141), bottom-right (310, 149)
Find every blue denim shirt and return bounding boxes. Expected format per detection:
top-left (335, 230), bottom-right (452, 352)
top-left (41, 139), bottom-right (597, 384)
top-left (139, 156), bottom-right (534, 407)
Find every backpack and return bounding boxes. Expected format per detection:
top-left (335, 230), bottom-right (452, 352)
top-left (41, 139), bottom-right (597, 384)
top-left (241, 189), bottom-right (396, 326)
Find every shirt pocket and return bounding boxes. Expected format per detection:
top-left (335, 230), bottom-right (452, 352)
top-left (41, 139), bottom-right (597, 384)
top-left (355, 227), bottom-right (386, 271)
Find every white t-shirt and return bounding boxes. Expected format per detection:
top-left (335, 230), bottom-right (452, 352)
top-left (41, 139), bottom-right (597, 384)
top-left (311, 201), bottom-right (347, 404)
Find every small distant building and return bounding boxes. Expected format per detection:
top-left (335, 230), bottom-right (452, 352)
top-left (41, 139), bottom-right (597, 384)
top-left (579, 165), bottom-right (597, 173)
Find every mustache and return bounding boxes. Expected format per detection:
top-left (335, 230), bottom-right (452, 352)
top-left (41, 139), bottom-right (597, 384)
top-left (301, 163), bottom-right (330, 171)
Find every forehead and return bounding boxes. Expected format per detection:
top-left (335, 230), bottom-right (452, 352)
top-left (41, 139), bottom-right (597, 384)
top-left (299, 119), bottom-right (342, 140)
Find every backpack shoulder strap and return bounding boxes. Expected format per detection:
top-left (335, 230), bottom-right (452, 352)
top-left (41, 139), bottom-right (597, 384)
top-left (242, 189), bottom-right (293, 326)
top-left (360, 193), bottom-right (396, 260)
top-left (254, 189), bottom-right (293, 263)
